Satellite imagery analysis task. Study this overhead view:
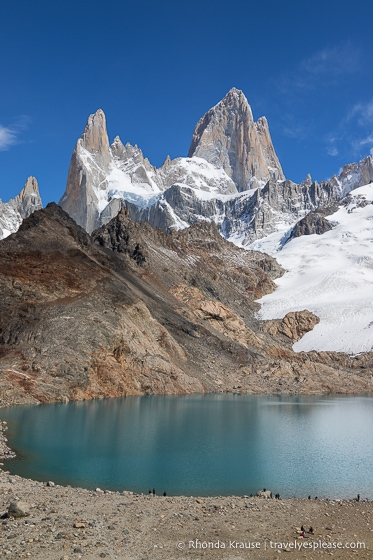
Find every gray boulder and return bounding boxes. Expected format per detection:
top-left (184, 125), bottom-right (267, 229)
top-left (7, 501), bottom-right (30, 518)
top-left (256, 490), bottom-right (272, 499)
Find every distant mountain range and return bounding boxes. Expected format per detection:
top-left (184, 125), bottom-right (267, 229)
top-left (2, 88), bottom-right (373, 245)
top-left (57, 87), bottom-right (373, 247)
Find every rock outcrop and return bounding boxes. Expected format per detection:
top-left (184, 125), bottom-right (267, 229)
top-left (224, 177), bottom-right (339, 244)
top-left (261, 311), bottom-right (320, 341)
top-left (0, 177), bottom-right (42, 240)
top-left (331, 155), bottom-right (373, 197)
top-left (188, 88), bottom-right (285, 189)
top-left (288, 210), bottom-right (334, 241)
top-left (7, 501), bottom-right (30, 519)
top-left (123, 174), bottom-right (342, 246)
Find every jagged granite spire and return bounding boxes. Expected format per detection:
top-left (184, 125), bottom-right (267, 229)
top-left (59, 109), bottom-right (112, 233)
top-left (80, 108), bottom-right (111, 167)
top-left (11, 176), bottom-right (42, 219)
top-left (188, 88), bottom-right (285, 191)
top-left (0, 176), bottom-right (42, 239)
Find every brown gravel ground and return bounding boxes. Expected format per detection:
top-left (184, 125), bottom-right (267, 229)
top-left (0, 472), bottom-right (372, 560)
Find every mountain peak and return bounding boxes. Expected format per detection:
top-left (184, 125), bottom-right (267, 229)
top-left (0, 176), bottom-right (42, 239)
top-left (11, 176), bottom-right (42, 219)
top-left (80, 108), bottom-right (110, 165)
top-left (19, 176), bottom-right (39, 196)
top-left (228, 86), bottom-right (243, 94)
top-left (221, 86), bottom-right (251, 105)
top-left (188, 89), bottom-right (284, 190)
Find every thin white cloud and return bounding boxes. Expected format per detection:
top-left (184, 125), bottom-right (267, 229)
top-left (282, 124), bottom-right (308, 140)
top-left (0, 125), bottom-right (18, 151)
top-left (324, 133), bottom-right (340, 157)
top-left (321, 98), bottom-right (373, 161)
top-left (302, 45), bottom-right (361, 78)
top-left (277, 43), bottom-right (361, 95)
top-left (337, 102), bottom-right (373, 158)
top-left (0, 116), bottom-right (30, 151)
top-left (359, 134), bottom-right (373, 146)
top-left (348, 100), bottom-right (373, 125)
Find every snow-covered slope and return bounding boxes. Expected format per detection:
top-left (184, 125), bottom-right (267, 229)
top-left (254, 184), bottom-right (373, 354)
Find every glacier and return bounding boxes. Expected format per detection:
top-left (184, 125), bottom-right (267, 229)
top-left (254, 184), bottom-right (373, 354)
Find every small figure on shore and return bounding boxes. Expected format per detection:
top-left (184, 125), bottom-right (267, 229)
top-left (148, 489), bottom-right (152, 494)
top-left (308, 495), bottom-right (311, 500)
top-left (163, 491), bottom-right (167, 497)
top-left (357, 494), bottom-right (360, 502)
top-left (275, 493), bottom-right (280, 500)
top-left (301, 525), bottom-right (305, 532)
top-left (314, 496), bottom-right (318, 500)
top-left (309, 526), bottom-right (314, 534)
top-left (152, 488), bottom-right (155, 496)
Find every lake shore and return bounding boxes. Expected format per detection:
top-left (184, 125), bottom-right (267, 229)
top-left (0, 468), bottom-right (372, 559)
top-left (0, 420), bottom-right (372, 559)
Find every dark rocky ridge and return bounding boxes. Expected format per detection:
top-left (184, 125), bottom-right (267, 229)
top-left (0, 204), bottom-right (372, 407)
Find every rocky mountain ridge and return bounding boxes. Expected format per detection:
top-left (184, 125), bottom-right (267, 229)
top-left (0, 177), bottom-right (42, 240)
top-left (59, 101), bottom-right (240, 234)
top-left (59, 88), bottom-right (289, 234)
top-left (0, 204), bottom-right (371, 407)
top-left (59, 88), bottom-right (373, 247)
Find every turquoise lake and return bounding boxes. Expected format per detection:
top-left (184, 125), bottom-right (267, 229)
top-left (1, 393), bottom-right (373, 498)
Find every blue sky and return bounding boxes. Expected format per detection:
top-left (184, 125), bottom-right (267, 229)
top-left (1, 0), bottom-right (373, 204)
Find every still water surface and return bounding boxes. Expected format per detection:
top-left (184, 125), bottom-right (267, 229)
top-left (1, 393), bottom-right (373, 497)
